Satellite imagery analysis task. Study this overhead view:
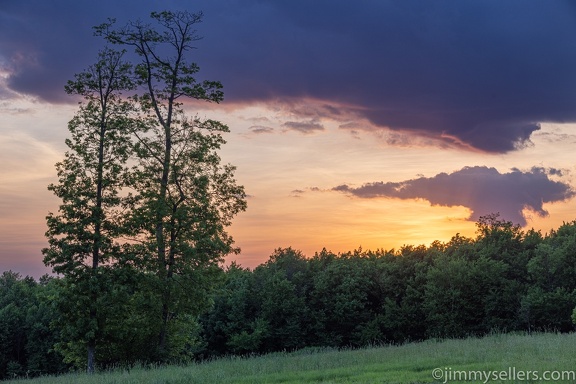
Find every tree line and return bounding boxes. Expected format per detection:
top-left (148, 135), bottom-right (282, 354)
top-left (3, 215), bottom-right (576, 378)
top-left (199, 215), bottom-right (576, 357)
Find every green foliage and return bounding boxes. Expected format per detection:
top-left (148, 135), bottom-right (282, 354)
top-left (0, 272), bottom-right (66, 380)
top-left (199, 263), bottom-right (254, 356)
top-left (523, 221), bottom-right (576, 332)
top-left (227, 317), bottom-right (269, 354)
top-left (254, 249), bottom-right (309, 351)
top-left (522, 287), bottom-right (576, 332)
top-left (308, 251), bottom-right (375, 346)
top-left (200, 250), bottom-right (310, 355)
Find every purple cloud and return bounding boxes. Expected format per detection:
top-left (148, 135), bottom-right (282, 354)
top-left (2, 1), bottom-right (576, 152)
top-left (333, 166), bottom-right (575, 226)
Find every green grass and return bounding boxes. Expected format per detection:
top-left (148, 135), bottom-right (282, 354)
top-left (7, 332), bottom-right (576, 383)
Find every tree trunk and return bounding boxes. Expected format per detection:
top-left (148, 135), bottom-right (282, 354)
top-left (86, 101), bottom-right (106, 373)
top-left (158, 300), bottom-right (169, 358)
top-left (87, 341), bottom-right (95, 374)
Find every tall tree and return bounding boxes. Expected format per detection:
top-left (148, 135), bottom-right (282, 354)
top-left (95, 11), bottom-right (247, 359)
top-left (42, 48), bottom-right (134, 373)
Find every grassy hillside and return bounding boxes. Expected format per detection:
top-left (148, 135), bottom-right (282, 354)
top-left (6, 332), bottom-right (576, 383)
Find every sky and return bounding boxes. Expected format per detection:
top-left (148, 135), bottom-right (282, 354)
top-left (1, 1), bottom-right (576, 278)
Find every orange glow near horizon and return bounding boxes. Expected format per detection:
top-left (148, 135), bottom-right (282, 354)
top-left (226, 193), bottom-right (479, 269)
top-left (1, 100), bottom-right (576, 277)
top-left (225, 189), bottom-right (576, 270)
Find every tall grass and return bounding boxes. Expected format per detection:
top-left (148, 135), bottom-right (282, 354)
top-left (7, 332), bottom-right (576, 383)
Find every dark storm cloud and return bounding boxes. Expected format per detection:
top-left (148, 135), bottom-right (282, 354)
top-left (0, 1), bottom-right (156, 102)
top-left (333, 167), bottom-right (575, 226)
top-left (2, 1), bottom-right (576, 151)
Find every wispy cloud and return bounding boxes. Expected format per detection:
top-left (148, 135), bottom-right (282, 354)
top-left (248, 125), bottom-right (275, 135)
top-left (283, 120), bottom-right (325, 134)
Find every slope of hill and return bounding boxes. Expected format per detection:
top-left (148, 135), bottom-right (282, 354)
top-left (6, 332), bottom-right (576, 383)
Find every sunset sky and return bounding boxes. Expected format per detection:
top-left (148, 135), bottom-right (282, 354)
top-left (1, 1), bottom-right (576, 278)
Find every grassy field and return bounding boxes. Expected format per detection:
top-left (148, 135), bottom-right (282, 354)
top-left (6, 332), bottom-right (576, 383)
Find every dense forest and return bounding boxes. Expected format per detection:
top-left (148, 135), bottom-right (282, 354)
top-left (2, 214), bottom-right (576, 379)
